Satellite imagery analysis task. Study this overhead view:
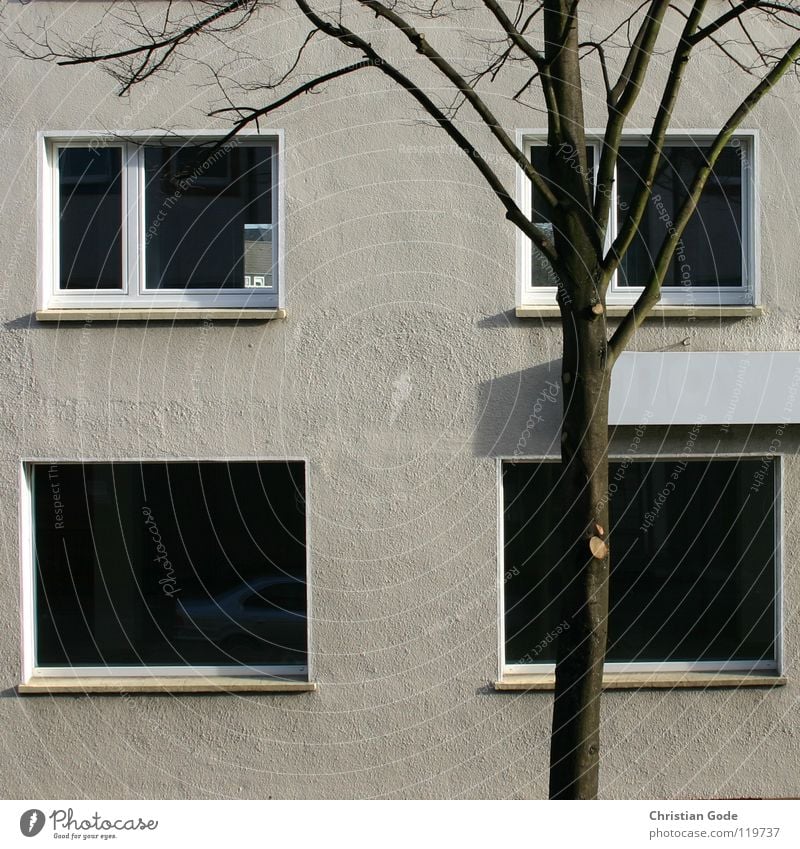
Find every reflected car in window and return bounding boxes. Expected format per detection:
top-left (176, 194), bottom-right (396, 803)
top-left (174, 575), bottom-right (307, 665)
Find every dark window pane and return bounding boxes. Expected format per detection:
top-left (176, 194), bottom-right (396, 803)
top-left (58, 147), bottom-right (123, 290)
top-left (503, 462), bottom-right (567, 662)
top-left (504, 458), bottom-right (775, 665)
top-left (33, 462), bottom-right (307, 669)
top-left (617, 144), bottom-right (743, 288)
top-left (144, 145), bottom-right (273, 290)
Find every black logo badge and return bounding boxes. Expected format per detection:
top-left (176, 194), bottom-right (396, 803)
top-left (20, 809), bottom-right (46, 837)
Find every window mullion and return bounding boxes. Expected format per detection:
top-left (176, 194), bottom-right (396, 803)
top-left (608, 157), bottom-right (620, 297)
top-left (124, 143), bottom-right (143, 302)
top-left (743, 139), bottom-right (754, 301)
top-left (49, 143), bottom-right (60, 303)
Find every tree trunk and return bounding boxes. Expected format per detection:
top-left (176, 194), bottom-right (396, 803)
top-left (548, 301), bottom-right (612, 800)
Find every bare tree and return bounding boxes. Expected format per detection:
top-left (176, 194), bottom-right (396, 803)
top-left (10, 0), bottom-right (800, 798)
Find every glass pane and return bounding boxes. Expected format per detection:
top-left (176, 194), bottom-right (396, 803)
top-left (33, 462), bottom-right (307, 668)
top-left (58, 147), bottom-right (123, 290)
top-left (503, 462), bottom-right (567, 663)
top-left (617, 144), bottom-right (743, 288)
top-left (530, 145), bottom-right (594, 287)
top-left (144, 145), bottom-right (272, 290)
top-left (504, 459), bottom-right (775, 665)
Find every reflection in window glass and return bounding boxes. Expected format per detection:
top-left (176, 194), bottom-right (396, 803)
top-left (58, 147), bottom-right (123, 290)
top-left (144, 145), bottom-right (272, 290)
top-left (504, 458), bottom-right (776, 666)
top-left (33, 461), bottom-right (307, 669)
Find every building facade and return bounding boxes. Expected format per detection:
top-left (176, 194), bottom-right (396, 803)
top-left (0, 2), bottom-right (798, 799)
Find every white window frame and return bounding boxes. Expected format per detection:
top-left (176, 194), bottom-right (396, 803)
top-left (497, 453), bottom-right (782, 678)
top-left (38, 130), bottom-right (284, 310)
top-left (19, 457), bottom-right (311, 681)
top-left (516, 130), bottom-right (759, 307)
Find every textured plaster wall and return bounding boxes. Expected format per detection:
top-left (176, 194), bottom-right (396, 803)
top-left (0, 2), bottom-right (798, 799)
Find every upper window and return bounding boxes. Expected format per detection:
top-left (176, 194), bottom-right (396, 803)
top-left (522, 134), bottom-right (756, 306)
top-left (25, 460), bottom-right (307, 678)
top-left (44, 135), bottom-right (279, 309)
top-left (502, 457), bottom-right (778, 674)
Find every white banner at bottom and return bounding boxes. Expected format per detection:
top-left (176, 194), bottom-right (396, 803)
top-left (1, 799), bottom-right (798, 848)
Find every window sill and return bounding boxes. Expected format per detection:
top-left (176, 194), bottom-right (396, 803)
top-left (515, 305), bottom-right (764, 320)
top-left (18, 676), bottom-right (316, 694)
top-left (494, 671), bottom-right (786, 691)
top-left (35, 308), bottom-right (287, 322)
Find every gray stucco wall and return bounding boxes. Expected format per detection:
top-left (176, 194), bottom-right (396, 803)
top-left (0, 2), bottom-right (798, 799)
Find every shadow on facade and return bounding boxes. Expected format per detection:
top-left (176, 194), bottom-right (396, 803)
top-left (473, 359), bottom-right (563, 458)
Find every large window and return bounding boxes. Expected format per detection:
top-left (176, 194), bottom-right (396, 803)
top-left (502, 457), bottom-right (778, 674)
top-left (523, 135), bottom-right (755, 306)
top-left (25, 461), bottom-right (307, 678)
top-left (44, 134), bottom-right (279, 309)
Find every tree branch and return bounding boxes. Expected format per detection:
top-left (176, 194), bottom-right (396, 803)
top-left (292, 0), bottom-right (558, 261)
top-left (56, 0), bottom-right (254, 67)
top-left (690, 0), bottom-right (763, 45)
top-left (593, 0), bottom-right (670, 238)
top-left (482, 0), bottom-right (546, 67)
top-left (8, 0), bottom-right (259, 97)
top-left (580, 41), bottom-right (613, 98)
top-left (208, 61), bottom-right (373, 130)
top-left (608, 31), bottom-right (800, 361)
top-left (601, 0), bottom-right (708, 284)
top-left (354, 1), bottom-right (560, 208)
top-left (482, 0), bottom-right (563, 138)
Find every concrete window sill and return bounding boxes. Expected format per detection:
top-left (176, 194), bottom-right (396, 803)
top-left (35, 308), bottom-right (287, 322)
top-left (516, 305), bottom-right (764, 320)
top-left (494, 671), bottom-right (787, 691)
top-left (18, 676), bottom-right (316, 694)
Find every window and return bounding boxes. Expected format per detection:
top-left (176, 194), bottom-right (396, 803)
top-left (522, 134), bottom-right (756, 306)
top-left (43, 134), bottom-right (280, 309)
top-left (501, 457), bottom-right (778, 674)
top-left (24, 460), bottom-right (308, 678)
